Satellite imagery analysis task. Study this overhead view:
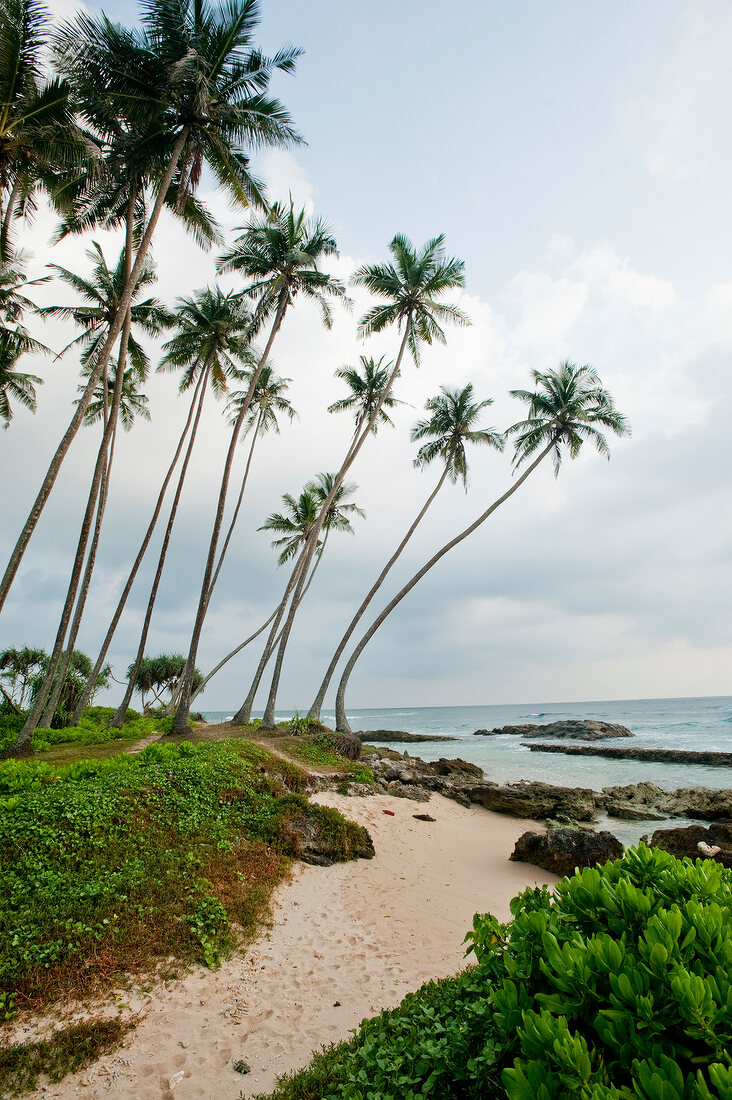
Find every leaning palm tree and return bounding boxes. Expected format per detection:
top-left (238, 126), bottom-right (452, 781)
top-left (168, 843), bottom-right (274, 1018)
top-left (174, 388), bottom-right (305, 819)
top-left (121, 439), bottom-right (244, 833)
top-left (255, 233), bottom-right (469, 730)
top-left (0, 0), bottom-right (86, 260)
top-left (171, 200), bottom-right (349, 733)
top-left (67, 292), bottom-right (254, 728)
top-left (230, 475), bottom-right (364, 725)
top-left (206, 363), bottom-right (297, 607)
top-left (332, 361), bottom-right (630, 732)
top-left (110, 288), bottom-right (255, 727)
top-left (328, 356), bottom-right (404, 439)
top-left (0, 0), bottom-right (301, 632)
top-left (308, 382), bottom-right (503, 721)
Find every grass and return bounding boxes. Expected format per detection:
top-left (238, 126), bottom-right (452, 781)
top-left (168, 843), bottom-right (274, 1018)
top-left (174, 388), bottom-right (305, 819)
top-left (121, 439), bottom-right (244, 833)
top-left (0, 1018), bottom-right (130, 1098)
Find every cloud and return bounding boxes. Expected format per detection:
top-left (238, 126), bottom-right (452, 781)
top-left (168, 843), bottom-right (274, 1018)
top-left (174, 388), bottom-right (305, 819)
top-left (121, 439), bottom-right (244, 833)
top-left (571, 245), bottom-right (676, 315)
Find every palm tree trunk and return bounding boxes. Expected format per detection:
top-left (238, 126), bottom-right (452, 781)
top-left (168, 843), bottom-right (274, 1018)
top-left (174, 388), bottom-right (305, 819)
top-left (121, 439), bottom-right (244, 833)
top-left (334, 442), bottom-right (555, 733)
top-left (173, 291), bottom-right (290, 734)
top-left (259, 327), bottom-right (412, 730)
top-left (0, 178), bottom-right (21, 260)
top-left (111, 363), bottom-right (211, 727)
top-left (26, 292), bottom-right (135, 737)
top-left (205, 406), bottom-right (263, 609)
top-left (0, 129), bottom-right (189, 619)
top-left (308, 465), bottom-right (450, 721)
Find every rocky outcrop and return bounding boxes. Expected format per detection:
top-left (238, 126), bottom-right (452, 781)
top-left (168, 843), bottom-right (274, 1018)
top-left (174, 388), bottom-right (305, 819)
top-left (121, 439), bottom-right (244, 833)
top-left (649, 823), bottom-right (732, 866)
top-left (524, 742), bottom-right (732, 766)
top-left (599, 782), bottom-right (732, 822)
top-left (461, 781), bottom-right (596, 822)
top-left (476, 719), bottom-right (633, 741)
top-left (356, 730), bottom-right (458, 743)
top-left (510, 828), bottom-right (623, 876)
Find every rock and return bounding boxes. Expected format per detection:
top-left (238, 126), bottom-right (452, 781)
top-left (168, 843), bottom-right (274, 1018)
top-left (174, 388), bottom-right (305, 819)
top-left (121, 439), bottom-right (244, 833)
top-left (460, 780), bottom-right (596, 822)
top-left (421, 757), bottom-right (484, 780)
top-left (649, 823), bottom-right (732, 861)
top-left (343, 782), bottom-right (375, 797)
top-left (356, 729), bottom-right (458, 743)
top-left (510, 828), bottom-right (623, 876)
top-left (600, 783), bottom-right (732, 822)
top-left (387, 780), bottom-right (431, 803)
top-left (283, 803), bottom-right (375, 865)
top-left (233, 1060), bottom-right (250, 1075)
top-left (413, 813), bottom-right (436, 821)
top-left (604, 800), bottom-right (667, 821)
top-left (477, 719), bottom-right (633, 740)
top-left (525, 743), bottom-right (732, 766)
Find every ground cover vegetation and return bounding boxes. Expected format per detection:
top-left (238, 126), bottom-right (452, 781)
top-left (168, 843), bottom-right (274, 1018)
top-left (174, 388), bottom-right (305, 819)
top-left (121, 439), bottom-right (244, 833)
top-left (0, 725), bottom-right (371, 1030)
top-left (258, 844), bottom-right (732, 1100)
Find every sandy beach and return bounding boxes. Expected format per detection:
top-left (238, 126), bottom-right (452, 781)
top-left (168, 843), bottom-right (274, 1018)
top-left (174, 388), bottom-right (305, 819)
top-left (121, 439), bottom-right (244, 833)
top-left (37, 792), bottom-right (555, 1100)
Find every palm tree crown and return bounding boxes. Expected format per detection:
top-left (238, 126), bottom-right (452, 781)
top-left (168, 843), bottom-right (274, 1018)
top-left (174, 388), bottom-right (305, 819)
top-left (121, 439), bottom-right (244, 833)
top-left (0, 333), bottom-right (41, 426)
top-left (217, 199), bottom-right (350, 330)
top-left (260, 488), bottom-right (323, 566)
top-left (225, 362), bottom-right (297, 436)
top-left (158, 286), bottom-right (255, 394)
top-left (80, 359), bottom-right (150, 431)
top-left (352, 233), bottom-right (469, 364)
top-left (508, 360), bottom-right (630, 474)
top-left (308, 472), bottom-right (366, 533)
top-left (328, 355), bottom-right (405, 434)
top-left (411, 383), bottom-right (504, 488)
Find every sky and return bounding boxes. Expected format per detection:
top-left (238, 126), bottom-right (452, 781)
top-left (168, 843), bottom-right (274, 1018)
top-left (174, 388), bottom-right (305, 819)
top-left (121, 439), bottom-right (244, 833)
top-left (2, 0), bottom-right (732, 714)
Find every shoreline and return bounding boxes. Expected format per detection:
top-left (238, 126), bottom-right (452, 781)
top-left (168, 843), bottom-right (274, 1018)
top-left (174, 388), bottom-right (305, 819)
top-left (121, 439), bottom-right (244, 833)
top-left (38, 792), bottom-right (555, 1100)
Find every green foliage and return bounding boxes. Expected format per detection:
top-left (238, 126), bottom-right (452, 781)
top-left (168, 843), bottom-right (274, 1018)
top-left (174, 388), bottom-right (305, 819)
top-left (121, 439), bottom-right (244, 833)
top-left (0, 706), bottom-right (172, 755)
top-left (259, 845), bottom-right (732, 1100)
top-left (0, 740), bottom-right (307, 1012)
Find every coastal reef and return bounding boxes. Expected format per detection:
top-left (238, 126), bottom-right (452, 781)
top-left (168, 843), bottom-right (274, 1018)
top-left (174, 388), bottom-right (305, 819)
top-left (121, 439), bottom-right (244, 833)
top-left (474, 719), bottom-right (633, 740)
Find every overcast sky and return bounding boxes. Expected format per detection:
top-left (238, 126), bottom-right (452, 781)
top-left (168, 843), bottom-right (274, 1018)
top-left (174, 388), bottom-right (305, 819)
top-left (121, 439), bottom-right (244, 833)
top-left (2, 0), bottom-right (731, 713)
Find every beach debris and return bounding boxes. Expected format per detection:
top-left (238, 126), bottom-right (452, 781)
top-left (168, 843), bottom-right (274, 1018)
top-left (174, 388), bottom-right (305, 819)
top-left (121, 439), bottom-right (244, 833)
top-left (333, 1001), bottom-right (341, 1007)
top-left (413, 813), bottom-right (436, 822)
top-left (383, 809), bottom-right (395, 816)
top-left (233, 1059), bottom-right (251, 1075)
top-left (169, 1069), bottom-right (186, 1088)
top-left (510, 827), bottom-right (623, 876)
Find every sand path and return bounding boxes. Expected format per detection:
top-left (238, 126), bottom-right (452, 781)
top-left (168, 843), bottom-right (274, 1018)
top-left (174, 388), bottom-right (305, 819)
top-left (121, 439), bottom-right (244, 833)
top-left (41, 792), bottom-right (555, 1099)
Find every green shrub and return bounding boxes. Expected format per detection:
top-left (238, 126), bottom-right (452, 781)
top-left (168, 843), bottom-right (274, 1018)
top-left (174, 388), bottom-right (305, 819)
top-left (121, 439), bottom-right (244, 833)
top-left (259, 844), bottom-right (732, 1100)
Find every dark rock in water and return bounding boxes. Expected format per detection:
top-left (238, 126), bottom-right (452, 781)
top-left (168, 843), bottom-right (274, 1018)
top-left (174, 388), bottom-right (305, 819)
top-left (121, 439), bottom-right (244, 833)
top-left (510, 828), bottom-right (622, 876)
top-left (477, 719), bottom-right (633, 741)
top-left (600, 783), bottom-right (732, 822)
top-left (475, 724), bottom-right (538, 736)
top-left (356, 729), bottom-right (458, 743)
top-left (525, 742), bottom-right (732, 766)
top-left (650, 823), bottom-right (732, 867)
top-left (453, 780), bottom-right (596, 822)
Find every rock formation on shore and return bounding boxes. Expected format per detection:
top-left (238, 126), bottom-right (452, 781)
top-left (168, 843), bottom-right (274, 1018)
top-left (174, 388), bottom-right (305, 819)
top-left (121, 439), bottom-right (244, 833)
top-left (356, 730), bottom-right (458, 743)
top-left (510, 828), bottom-right (623, 876)
top-left (522, 741), bottom-right (732, 767)
top-left (474, 719), bottom-right (634, 740)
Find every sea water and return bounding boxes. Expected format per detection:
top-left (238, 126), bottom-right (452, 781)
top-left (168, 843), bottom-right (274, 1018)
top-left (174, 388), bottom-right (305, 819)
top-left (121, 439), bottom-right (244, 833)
top-left (202, 695), bottom-right (732, 844)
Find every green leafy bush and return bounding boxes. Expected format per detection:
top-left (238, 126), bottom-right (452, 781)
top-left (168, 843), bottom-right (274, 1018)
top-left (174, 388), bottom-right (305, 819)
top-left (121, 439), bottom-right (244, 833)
top-left (259, 844), bottom-right (732, 1100)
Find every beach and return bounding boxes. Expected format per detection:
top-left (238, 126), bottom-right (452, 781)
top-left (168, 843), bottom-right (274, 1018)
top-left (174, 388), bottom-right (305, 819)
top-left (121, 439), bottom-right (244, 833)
top-left (39, 791), bottom-right (555, 1100)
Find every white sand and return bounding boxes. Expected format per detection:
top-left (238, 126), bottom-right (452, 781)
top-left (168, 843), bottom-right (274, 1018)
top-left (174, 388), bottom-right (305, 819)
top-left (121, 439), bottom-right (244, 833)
top-left (37, 792), bottom-right (555, 1099)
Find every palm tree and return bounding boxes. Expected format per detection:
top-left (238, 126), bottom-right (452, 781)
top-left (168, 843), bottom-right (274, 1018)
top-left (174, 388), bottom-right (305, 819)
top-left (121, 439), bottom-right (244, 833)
top-left (206, 363), bottom-right (297, 606)
top-left (0, 0), bottom-right (301, 625)
top-left (0, 645), bottom-right (45, 707)
top-left (28, 649), bottom-right (110, 726)
top-left (0, 334), bottom-right (41, 426)
top-left (256, 233), bottom-right (469, 730)
top-left (332, 361), bottom-right (630, 732)
top-left (171, 200), bottom-right (349, 733)
top-left (327, 356), bottom-right (404, 438)
top-left (33, 246), bottom-right (171, 728)
top-left (308, 382), bottom-right (503, 721)
top-left (230, 476), bottom-right (364, 725)
top-left (0, 0), bottom-right (86, 260)
top-left (110, 287), bottom-right (255, 727)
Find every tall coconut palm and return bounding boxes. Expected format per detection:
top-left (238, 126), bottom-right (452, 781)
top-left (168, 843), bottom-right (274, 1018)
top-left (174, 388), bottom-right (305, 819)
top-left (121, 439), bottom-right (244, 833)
top-left (327, 355), bottom-right (404, 439)
top-left (206, 363), bottom-right (297, 606)
top-left (110, 287), bottom-right (255, 727)
top-left (0, 0), bottom-right (86, 261)
top-left (256, 233), bottom-right (469, 730)
top-left (333, 361), bottom-right (630, 732)
top-left (0, 0), bottom-right (301, 631)
top-left (171, 200), bottom-right (349, 733)
top-left (230, 475), bottom-right (364, 725)
top-left (33, 246), bottom-right (170, 727)
top-left (308, 382), bottom-right (503, 721)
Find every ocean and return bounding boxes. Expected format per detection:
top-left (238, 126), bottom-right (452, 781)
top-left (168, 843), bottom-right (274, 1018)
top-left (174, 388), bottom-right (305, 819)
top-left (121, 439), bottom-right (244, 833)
top-left (202, 695), bottom-right (732, 844)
